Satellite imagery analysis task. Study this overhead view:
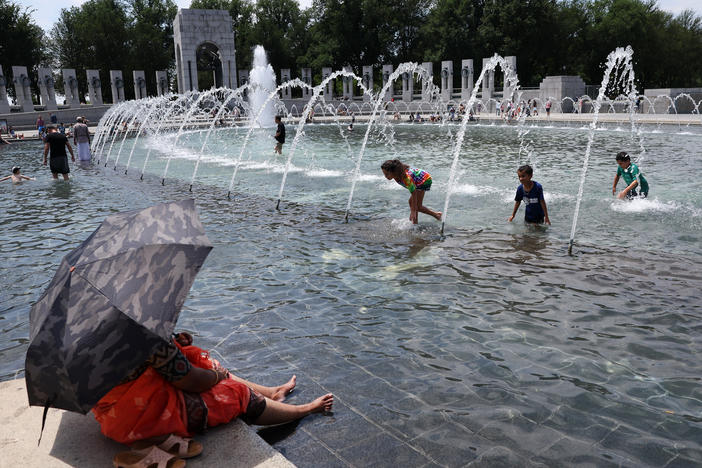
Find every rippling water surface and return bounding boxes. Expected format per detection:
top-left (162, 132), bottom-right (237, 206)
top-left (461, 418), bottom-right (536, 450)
top-left (1, 121), bottom-right (701, 467)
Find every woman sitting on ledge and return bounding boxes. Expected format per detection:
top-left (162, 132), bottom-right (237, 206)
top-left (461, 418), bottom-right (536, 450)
top-left (92, 332), bottom-right (333, 445)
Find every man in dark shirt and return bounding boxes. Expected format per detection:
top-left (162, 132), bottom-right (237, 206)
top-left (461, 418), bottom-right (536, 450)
top-left (274, 115), bottom-right (285, 154)
top-left (43, 125), bottom-right (75, 180)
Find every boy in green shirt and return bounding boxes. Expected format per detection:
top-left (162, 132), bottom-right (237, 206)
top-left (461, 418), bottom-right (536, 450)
top-left (613, 151), bottom-right (649, 199)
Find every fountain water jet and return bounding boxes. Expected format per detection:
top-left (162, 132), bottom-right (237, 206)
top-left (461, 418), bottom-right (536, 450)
top-left (568, 46), bottom-right (636, 255)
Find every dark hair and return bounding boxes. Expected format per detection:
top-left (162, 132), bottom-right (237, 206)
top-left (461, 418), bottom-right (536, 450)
top-left (12, 166), bottom-right (20, 174)
top-left (274, 115), bottom-right (281, 121)
top-left (381, 159), bottom-right (408, 176)
top-left (517, 164), bottom-right (533, 176)
top-left (615, 151), bottom-right (630, 162)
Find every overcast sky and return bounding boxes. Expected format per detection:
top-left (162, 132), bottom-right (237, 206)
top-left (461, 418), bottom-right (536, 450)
top-left (14, 0), bottom-right (702, 34)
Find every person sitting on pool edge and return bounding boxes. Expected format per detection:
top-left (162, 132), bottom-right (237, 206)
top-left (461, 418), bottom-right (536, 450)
top-left (92, 331), bottom-right (333, 448)
top-left (613, 151), bottom-right (648, 200)
top-left (508, 164), bottom-right (551, 225)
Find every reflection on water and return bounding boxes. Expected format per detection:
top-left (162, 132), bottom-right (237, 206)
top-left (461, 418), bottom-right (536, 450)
top-left (1, 127), bottom-right (702, 466)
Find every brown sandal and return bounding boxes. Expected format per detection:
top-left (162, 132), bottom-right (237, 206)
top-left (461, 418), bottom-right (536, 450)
top-left (113, 445), bottom-right (185, 468)
top-left (131, 434), bottom-right (203, 459)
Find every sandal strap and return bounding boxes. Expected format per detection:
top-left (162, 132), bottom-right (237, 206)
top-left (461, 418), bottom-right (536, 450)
top-left (158, 434), bottom-right (191, 457)
top-left (139, 446), bottom-right (179, 468)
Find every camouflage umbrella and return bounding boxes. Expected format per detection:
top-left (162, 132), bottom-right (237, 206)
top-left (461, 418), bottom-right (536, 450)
top-left (25, 199), bottom-right (213, 414)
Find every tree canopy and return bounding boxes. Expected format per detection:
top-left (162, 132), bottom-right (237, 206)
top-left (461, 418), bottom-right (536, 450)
top-left (1, 0), bottom-right (700, 104)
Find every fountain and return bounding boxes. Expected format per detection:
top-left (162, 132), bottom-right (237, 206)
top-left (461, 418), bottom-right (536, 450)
top-left (248, 45), bottom-right (277, 127)
top-left (6, 45), bottom-right (702, 467)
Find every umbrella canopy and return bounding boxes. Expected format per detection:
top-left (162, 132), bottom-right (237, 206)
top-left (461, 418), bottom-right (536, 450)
top-left (25, 199), bottom-right (212, 414)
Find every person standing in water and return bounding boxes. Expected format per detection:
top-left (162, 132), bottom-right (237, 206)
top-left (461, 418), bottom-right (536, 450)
top-left (381, 159), bottom-right (442, 224)
top-left (274, 115), bottom-right (285, 154)
top-left (508, 164), bottom-right (551, 225)
top-left (73, 116), bottom-right (92, 162)
top-left (43, 125), bottom-right (75, 180)
top-left (613, 151), bottom-right (648, 199)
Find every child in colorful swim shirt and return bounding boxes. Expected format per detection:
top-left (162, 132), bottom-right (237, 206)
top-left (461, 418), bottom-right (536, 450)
top-left (508, 164), bottom-right (551, 225)
top-left (381, 159), bottom-right (442, 224)
top-left (613, 151), bottom-right (648, 199)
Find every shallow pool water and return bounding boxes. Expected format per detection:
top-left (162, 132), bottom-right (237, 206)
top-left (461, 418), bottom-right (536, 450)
top-left (2, 120), bottom-right (701, 466)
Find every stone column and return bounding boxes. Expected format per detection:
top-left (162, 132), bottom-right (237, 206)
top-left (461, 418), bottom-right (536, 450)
top-left (37, 68), bottom-right (58, 110)
top-left (62, 69), bottom-right (80, 107)
top-left (382, 64), bottom-right (393, 101)
top-left (110, 70), bottom-right (125, 103)
top-left (155, 71), bottom-right (169, 96)
top-left (460, 59), bottom-right (474, 101)
top-left (322, 67), bottom-right (333, 99)
top-left (0, 66), bottom-right (9, 114)
top-left (280, 69), bottom-right (291, 99)
top-left (133, 71), bottom-right (147, 100)
top-left (401, 69), bottom-right (413, 102)
top-left (421, 62), bottom-right (433, 101)
top-left (12, 66), bottom-right (34, 111)
top-left (342, 66), bottom-right (354, 100)
top-left (361, 66), bottom-right (373, 101)
top-left (441, 61), bottom-right (453, 101)
top-left (86, 70), bottom-right (103, 106)
top-left (301, 68), bottom-right (312, 98)
top-left (237, 70), bottom-right (249, 97)
top-left (481, 58), bottom-right (494, 111)
top-left (503, 56), bottom-right (517, 102)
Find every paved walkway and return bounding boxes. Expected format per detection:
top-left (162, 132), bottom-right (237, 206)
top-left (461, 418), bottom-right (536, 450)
top-left (0, 378), bottom-right (294, 468)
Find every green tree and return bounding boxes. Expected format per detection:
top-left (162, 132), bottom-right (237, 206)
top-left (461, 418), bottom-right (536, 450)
top-left (0, 0), bottom-right (47, 102)
top-left (127, 0), bottom-right (178, 96)
top-left (50, 0), bottom-right (131, 103)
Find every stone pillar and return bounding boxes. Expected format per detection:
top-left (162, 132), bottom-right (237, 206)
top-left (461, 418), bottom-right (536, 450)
top-left (280, 69), bottom-right (291, 99)
top-left (37, 67), bottom-right (58, 110)
top-left (342, 66), bottom-right (354, 100)
top-left (421, 62), bottom-right (433, 101)
top-left (481, 58), bottom-right (494, 111)
top-left (322, 67), bottom-right (333, 98)
top-left (301, 68), bottom-right (312, 98)
top-left (441, 61), bottom-right (453, 101)
top-left (12, 66), bottom-right (34, 111)
top-left (0, 66), bottom-right (9, 114)
top-left (460, 59), bottom-right (474, 101)
top-left (539, 76), bottom-right (585, 113)
top-left (86, 70), bottom-right (103, 106)
top-left (155, 71), bottom-right (169, 96)
top-left (62, 69), bottom-right (80, 107)
top-left (503, 56), bottom-right (517, 102)
top-left (110, 70), bottom-right (125, 103)
top-left (361, 66), bottom-right (373, 101)
top-left (401, 69), bottom-right (413, 102)
top-left (382, 64), bottom-right (393, 101)
top-left (133, 71), bottom-right (147, 100)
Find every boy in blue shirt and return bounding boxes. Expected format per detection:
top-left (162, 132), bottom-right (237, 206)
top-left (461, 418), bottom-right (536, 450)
top-left (613, 151), bottom-right (648, 199)
top-left (508, 164), bottom-right (551, 225)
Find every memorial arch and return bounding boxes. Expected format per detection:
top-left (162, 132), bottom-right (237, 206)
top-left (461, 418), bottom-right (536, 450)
top-left (173, 9), bottom-right (237, 93)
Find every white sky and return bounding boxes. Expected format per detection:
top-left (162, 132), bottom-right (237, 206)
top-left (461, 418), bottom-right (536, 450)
top-left (14, 0), bottom-right (701, 33)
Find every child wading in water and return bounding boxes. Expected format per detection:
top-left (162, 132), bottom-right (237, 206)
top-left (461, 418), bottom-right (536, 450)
top-left (508, 164), bottom-right (551, 225)
top-left (613, 151), bottom-right (648, 199)
top-left (381, 159), bottom-right (442, 224)
top-left (0, 166), bottom-right (35, 183)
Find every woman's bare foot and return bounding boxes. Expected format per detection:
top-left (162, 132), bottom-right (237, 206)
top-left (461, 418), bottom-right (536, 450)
top-left (308, 393), bottom-right (334, 414)
top-left (272, 375), bottom-right (296, 401)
